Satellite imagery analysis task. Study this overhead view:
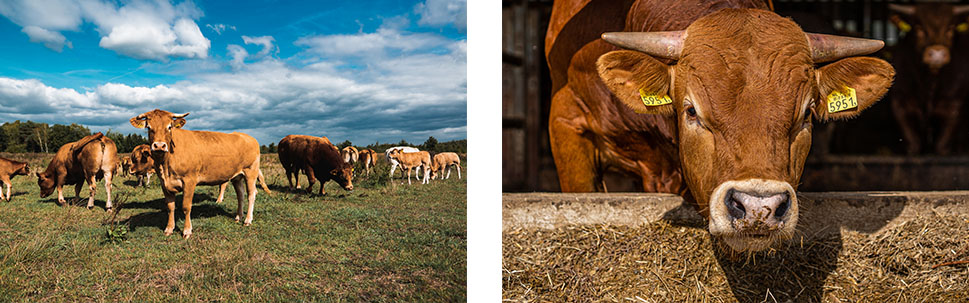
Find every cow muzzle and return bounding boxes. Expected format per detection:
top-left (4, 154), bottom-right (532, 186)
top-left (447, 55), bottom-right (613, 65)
top-left (922, 45), bottom-right (950, 72)
top-left (151, 141), bottom-right (169, 153)
top-left (708, 179), bottom-right (799, 252)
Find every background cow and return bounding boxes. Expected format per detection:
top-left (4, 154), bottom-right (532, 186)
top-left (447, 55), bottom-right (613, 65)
top-left (130, 110), bottom-right (271, 238)
top-left (357, 148), bottom-right (377, 175)
top-left (119, 156), bottom-right (132, 177)
top-left (278, 135), bottom-right (353, 195)
top-left (547, 1), bottom-right (893, 252)
top-left (888, 3), bottom-right (969, 155)
top-left (384, 146), bottom-right (420, 178)
top-left (128, 144), bottom-right (154, 187)
top-left (430, 152), bottom-right (461, 180)
top-left (341, 146), bottom-right (359, 164)
top-left (0, 157), bottom-right (29, 201)
top-left (36, 132), bottom-right (119, 209)
top-left (387, 149), bottom-right (430, 185)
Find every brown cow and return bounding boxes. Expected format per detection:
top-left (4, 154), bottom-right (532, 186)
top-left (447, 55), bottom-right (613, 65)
top-left (341, 146), bottom-right (359, 164)
top-left (278, 134), bottom-right (353, 194)
top-left (430, 152), bottom-right (461, 180)
top-left (888, 4), bottom-right (969, 155)
top-left (0, 157), bottom-right (29, 201)
top-left (120, 156), bottom-right (132, 177)
top-left (36, 132), bottom-right (119, 209)
top-left (357, 148), bottom-right (378, 175)
top-left (387, 149), bottom-right (430, 185)
top-left (130, 109), bottom-right (271, 238)
top-left (130, 143), bottom-right (229, 201)
top-left (548, 1), bottom-right (893, 252)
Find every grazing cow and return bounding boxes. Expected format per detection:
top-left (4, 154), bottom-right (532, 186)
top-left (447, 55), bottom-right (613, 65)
top-left (36, 132), bottom-right (119, 209)
top-left (128, 144), bottom-right (154, 187)
top-left (0, 157), bottom-right (29, 201)
top-left (341, 146), bottom-right (359, 164)
top-left (387, 149), bottom-right (431, 185)
top-left (120, 156), bottom-right (132, 177)
top-left (357, 148), bottom-right (378, 175)
top-left (888, 3), bottom-right (969, 155)
top-left (277, 134), bottom-right (353, 194)
top-left (130, 109), bottom-right (271, 238)
top-left (547, 1), bottom-right (893, 252)
top-left (430, 152), bottom-right (461, 180)
top-left (384, 146), bottom-right (420, 178)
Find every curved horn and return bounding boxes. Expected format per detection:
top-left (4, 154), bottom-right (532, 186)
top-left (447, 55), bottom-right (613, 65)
top-left (806, 33), bottom-right (885, 63)
top-left (888, 4), bottom-right (916, 16)
top-left (601, 31), bottom-right (686, 60)
top-left (954, 5), bottom-right (969, 16)
top-left (171, 112), bottom-right (189, 119)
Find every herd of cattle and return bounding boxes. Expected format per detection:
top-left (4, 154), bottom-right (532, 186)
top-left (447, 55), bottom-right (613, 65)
top-left (0, 109), bottom-right (462, 239)
top-left (545, 1), bottom-right (969, 253)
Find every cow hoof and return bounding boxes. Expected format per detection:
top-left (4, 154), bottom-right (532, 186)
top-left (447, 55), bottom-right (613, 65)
top-left (235, 215), bottom-right (241, 222)
top-left (87, 205), bottom-right (94, 210)
top-left (182, 229), bottom-right (192, 239)
top-left (164, 228), bottom-right (174, 236)
top-left (105, 207), bottom-right (112, 212)
top-left (243, 221), bottom-right (251, 227)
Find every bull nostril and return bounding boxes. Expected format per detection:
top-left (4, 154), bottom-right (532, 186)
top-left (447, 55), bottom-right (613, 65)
top-left (724, 190), bottom-right (746, 220)
top-left (774, 194), bottom-right (790, 220)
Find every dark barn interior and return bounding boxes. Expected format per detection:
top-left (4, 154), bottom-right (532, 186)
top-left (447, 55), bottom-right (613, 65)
top-left (502, 0), bottom-right (969, 192)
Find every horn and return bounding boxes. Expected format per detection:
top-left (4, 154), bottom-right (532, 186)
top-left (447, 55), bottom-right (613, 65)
top-left (806, 33), bottom-right (884, 63)
top-left (954, 5), bottom-right (969, 15)
top-left (171, 112), bottom-right (189, 119)
top-left (601, 31), bottom-right (686, 60)
top-left (888, 4), bottom-right (916, 16)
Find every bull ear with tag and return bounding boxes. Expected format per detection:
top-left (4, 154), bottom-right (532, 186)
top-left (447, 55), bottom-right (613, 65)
top-left (596, 50), bottom-right (674, 116)
top-left (173, 117), bottom-right (187, 129)
top-left (814, 57), bottom-right (895, 122)
top-left (130, 117), bottom-right (147, 129)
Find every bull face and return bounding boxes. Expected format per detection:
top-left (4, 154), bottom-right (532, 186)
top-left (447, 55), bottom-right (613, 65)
top-left (597, 9), bottom-right (894, 252)
top-left (890, 4), bottom-right (969, 73)
top-left (129, 109), bottom-right (189, 154)
top-left (36, 172), bottom-right (55, 198)
top-left (331, 166), bottom-right (354, 191)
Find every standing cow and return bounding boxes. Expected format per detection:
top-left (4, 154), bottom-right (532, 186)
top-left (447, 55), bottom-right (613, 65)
top-left (888, 3), bottom-right (969, 155)
top-left (129, 143), bottom-right (228, 201)
top-left (357, 148), bottom-right (378, 175)
top-left (278, 134), bottom-right (353, 195)
top-left (130, 109), bottom-right (271, 238)
top-left (341, 146), bottom-right (359, 164)
top-left (36, 132), bottom-right (119, 209)
top-left (0, 157), bottom-right (29, 201)
top-left (547, 1), bottom-right (893, 252)
top-left (119, 156), bottom-right (132, 177)
top-left (384, 146), bottom-right (420, 178)
top-left (430, 152), bottom-right (462, 180)
top-left (387, 149), bottom-right (431, 185)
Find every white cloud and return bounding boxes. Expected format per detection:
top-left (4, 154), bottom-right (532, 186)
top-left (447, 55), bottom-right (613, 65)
top-left (0, 0), bottom-right (210, 61)
top-left (206, 23), bottom-right (236, 35)
top-left (227, 44), bottom-right (248, 70)
top-left (415, 0), bottom-right (466, 30)
top-left (242, 35), bottom-right (276, 57)
top-left (295, 27), bottom-right (449, 57)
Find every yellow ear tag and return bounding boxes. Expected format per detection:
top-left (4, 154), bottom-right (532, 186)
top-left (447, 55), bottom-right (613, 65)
top-left (958, 23), bottom-right (968, 33)
top-left (826, 87), bottom-right (858, 113)
top-left (897, 21), bottom-right (911, 32)
top-left (638, 88), bottom-right (672, 107)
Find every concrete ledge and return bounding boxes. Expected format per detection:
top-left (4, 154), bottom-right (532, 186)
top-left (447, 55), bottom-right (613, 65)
top-left (503, 192), bottom-right (969, 237)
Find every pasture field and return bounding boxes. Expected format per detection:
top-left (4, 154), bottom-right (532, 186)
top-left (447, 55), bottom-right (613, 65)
top-left (0, 153), bottom-right (466, 302)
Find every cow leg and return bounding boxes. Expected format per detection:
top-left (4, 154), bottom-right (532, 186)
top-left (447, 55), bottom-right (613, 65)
top-left (423, 166), bottom-right (430, 184)
top-left (232, 177), bottom-right (246, 222)
top-left (73, 183), bottom-right (83, 204)
top-left (446, 166), bottom-right (451, 179)
top-left (456, 164), bottom-right (462, 179)
top-left (55, 185), bottom-right (66, 205)
top-left (244, 170), bottom-right (258, 226)
top-left (285, 167), bottom-right (296, 190)
top-left (933, 98), bottom-right (962, 155)
top-left (103, 170), bottom-right (113, 210)
top-left (305, 167), bottom-right (317, 194)
top-left (891, 96), bottom-right (924, 155)
top-left (549, 87), bottom-right (599, 192)
top-left (216, 182), bottom-right (227, 203)
top-left (294, 168), bottom-right (302, 189)
top-left (389, 163), bottom-right (398, 178)
top-left (181, 182), bottom-right (196, 239)
top-left (0, 176), bottom-right (10, 201)
top-left (406, 167), bottom-right (412, 185)
top-left (86, 174), bottom-right (97, 209)
top-left (145, 173), bottom-right (151, 187)
top-left (163, 190), bottom-right (176, 236)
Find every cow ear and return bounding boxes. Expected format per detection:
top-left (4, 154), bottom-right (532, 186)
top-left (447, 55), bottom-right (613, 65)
top-left (330, 168), bottom-right (340, 176)
top-left (173, 118), bottom-right (186, 129)
top-left (130, 117), bottom-right (147, 128)
top-left (597, 50), bottom-right (674, 116)
top-left (814, 57), bottom-right (894, 122)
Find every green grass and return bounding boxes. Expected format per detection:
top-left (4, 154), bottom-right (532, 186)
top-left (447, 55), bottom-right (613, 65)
top-left (0, 153), bottom-right (466, 302)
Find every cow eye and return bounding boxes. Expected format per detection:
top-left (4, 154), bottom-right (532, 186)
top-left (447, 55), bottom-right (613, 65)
top-left (685, 106), bottom-right (697, 119)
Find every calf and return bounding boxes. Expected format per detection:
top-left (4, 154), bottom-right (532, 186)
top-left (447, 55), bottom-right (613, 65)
top-left (358, 149), bottom-right (377, 175)
top-left (0, 157), bottom-right (29, 201)
top-left (430, 152), bottom-right (461, 180)
top-left (387, 149), bottom-right (430, 185)
top-left (384, 146), bottom-right (421, 178)
top-left (120, 156), bottom-right (132, 177)
top-left (36, 132), bottom-right (119, 209)
top-left (130, 109), bottom-right (271, 238)
top-left (278, 134), bottom-right (353, 194)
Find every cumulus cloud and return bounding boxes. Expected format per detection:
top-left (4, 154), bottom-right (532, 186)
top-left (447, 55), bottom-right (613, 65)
top-left (0, 0), bottom-right (209, 60)
top-left (295, 27), bottom-right (449, 58)
top-left (415, 0), bottom-right (466, 30)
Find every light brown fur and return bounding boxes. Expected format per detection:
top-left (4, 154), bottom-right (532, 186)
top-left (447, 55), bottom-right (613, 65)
top-left (430, 152), bottom-right (461, 180)
top-left (36, 133), bottom-right (119, 209)
top-left (387, 149), bottom-right (431, 185)
top-left (357, 149), bottom-right (377, 175)
top-left (0, 157), bottom-right (29, 201)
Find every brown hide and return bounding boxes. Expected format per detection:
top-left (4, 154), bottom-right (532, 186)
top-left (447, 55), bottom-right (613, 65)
top-left (36, 132), bottom-right (118, 209)
top-left (387, 149), bottom-right (431, 184)
top-left (278, 134), bottom-right (353, 194)
top-left (547, 1), bottom-right (894, 252)
top-left (129, 144), bottom-right (154, 187)
top-left (120, 156), bottom-right (131, 177)
top-left (430, 152), bottom-right (461, 180)
top-left (0, 157), bottom-right (29, 201)
top-left (341, 146), bottom-right (359, 164)
top-left (130, 109), bottom-right (270, 238)
top-left (357, 149), bottom-right (377, 175)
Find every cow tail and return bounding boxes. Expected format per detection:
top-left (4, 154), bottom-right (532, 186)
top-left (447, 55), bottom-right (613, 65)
top-left (258, 169), bottom-right (272, 195)
top-left (71, 132), bottom-right (104, 157)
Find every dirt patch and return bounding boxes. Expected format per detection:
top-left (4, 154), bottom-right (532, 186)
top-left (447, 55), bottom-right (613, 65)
top-left (503, 193), bottom-right (969, 302)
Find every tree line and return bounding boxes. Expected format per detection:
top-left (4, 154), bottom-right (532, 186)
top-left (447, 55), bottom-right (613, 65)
top-left (0, 121), bottom-right (148, 153)
top-left (260, 136), bottom-right (467, 154)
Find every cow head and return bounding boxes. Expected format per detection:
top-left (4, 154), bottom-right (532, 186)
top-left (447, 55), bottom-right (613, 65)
top-left (36, 171), bottom-right (55, 198)
top-left (14, 163), bottom-right (29, 176)
top-left (331, 165), bottom-right (354, 191)
top-left (890, 4), bottom-right (969, 73)
top-left (129, 109), bottom-right (188, 154)
top-left (597, 9), bottom-right (894, 252)
top-left (130, 146), bottom-right (154, 175)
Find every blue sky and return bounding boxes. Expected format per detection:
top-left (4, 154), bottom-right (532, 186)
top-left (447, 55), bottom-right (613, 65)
top-left (0, 0), bottom-right (466, 146)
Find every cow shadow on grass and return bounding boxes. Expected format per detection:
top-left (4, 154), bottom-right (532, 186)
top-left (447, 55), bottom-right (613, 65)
top-left (660, 193), bottom-right (905, 302)
top-left (121, 192), bottom-right (222, 210)
top-left (117, 200), bottom-right (236, 233)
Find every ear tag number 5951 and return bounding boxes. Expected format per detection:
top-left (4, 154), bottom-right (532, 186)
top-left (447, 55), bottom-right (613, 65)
top-left (639, 88), bottom-right (672, 106)
top-left (826, 87), bottom-right (857, 113)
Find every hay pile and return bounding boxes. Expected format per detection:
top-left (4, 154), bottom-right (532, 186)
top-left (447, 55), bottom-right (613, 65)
top-left (503, 213), bottom-right (969, 302)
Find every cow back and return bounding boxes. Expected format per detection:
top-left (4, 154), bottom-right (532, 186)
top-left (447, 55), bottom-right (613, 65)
top-left (160, 129), bottom-right (261, 185)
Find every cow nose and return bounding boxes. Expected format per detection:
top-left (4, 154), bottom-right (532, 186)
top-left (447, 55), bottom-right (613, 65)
top-left (923, 45), bottom-right (950, 70)
top-left (151, 142), bottom-right (168, 152)
top-left (346, 184), bottom-right (354, 191)
top-left (724, 190), bottom-right (790, 223)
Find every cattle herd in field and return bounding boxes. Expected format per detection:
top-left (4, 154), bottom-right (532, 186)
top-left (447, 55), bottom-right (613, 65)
top-left (0, 109), bottom-right (463, 239)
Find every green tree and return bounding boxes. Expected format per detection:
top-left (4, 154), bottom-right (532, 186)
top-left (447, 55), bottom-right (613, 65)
top-left (421, 136), bottom-right (438, 151)
top-left (338, 140), bottom-right (352, 149)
